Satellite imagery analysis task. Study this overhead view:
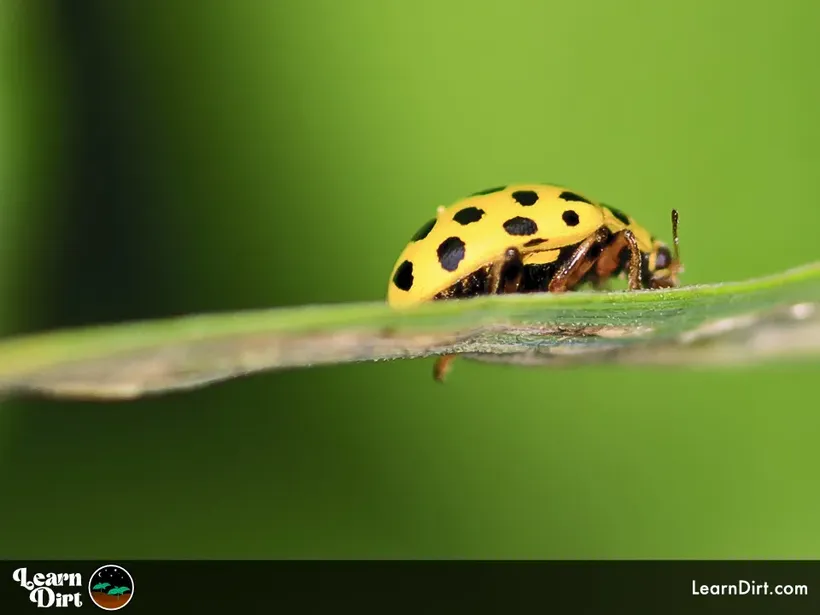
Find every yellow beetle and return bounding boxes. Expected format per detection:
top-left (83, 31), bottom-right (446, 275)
top-left (386, 184), bottom-right (682, 381)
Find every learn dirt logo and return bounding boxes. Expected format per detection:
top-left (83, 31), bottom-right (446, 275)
top-left (87, 565), bottom-right (134, 611)
top-left (12, 567), bottom-right (83, 608)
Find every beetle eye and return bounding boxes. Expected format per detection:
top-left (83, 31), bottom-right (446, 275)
top-left (655, 246), bottom-right (672, 270)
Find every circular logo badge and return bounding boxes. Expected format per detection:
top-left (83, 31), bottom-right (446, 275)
top-left (88, 565), bottom-right (134, 611)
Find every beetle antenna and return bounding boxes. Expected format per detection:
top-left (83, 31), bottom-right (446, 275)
top-left (671, 209), bottom-right (680, 265)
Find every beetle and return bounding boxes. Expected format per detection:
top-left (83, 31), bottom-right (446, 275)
top-left (387, 184), bottom-right (681, 380)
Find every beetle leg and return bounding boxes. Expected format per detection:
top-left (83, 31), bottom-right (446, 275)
top-left (591, 231), bottom-right (623, 277)
top-left (584, 228), bottom-right (645, 291)
top-left (547, 226), bottom-right (610, 293)
top-left (650, 276), bottom-right (677, 289)
top-left (434, 247), bottom-right (524, 383)
top-left (622, 230), bottom-right (643, 291)
top-left (433, 354), bottom-right (457, 383)
top-left (487, 246), bottom-right (524, 295)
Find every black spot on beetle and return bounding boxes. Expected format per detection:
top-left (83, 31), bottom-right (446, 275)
top-left (411, 218), bottom-right (436, 242)
top-left (471, 186), bottom-right (506, 196)
top-left (604, 204), bottom-right (630, 225)
top-left (511, 190), bottom-right (539, 206)
top-left (524, 238), bottom-right (548, 247)
top-left (559, 191), bottom-right (593, 204)
top-left (453, 206), bottom-right (485, 225)
top-left (503, 217), bottom-right (538, 236)
top-left (392, 260), bottom-right (414, 291)
top-left (437, 237), bottom-right (466, 272)
top-left (562, 210), bottom-right (580, 226)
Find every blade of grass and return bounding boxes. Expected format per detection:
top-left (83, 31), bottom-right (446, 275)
top-left (0, 262), bottom-right (817, 400)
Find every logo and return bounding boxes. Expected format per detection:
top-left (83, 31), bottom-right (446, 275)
top-left (87, 565), bottom-right (134, 611)
top-left (12, 567), bottom-right (83, 608)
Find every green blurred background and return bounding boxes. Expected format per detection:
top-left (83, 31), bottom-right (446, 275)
top-left (1, 1), bottom-right (818, 558)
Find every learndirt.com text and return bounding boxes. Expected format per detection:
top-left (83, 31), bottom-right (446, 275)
top-left (692, 580), bottom-right (808, 597)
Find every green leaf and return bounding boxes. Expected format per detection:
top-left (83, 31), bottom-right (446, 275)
top-left (0, 262), bottom-right (818, 400)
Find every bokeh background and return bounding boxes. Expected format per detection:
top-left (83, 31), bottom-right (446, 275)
top-left (1, 1), bottom-right (818, 558)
